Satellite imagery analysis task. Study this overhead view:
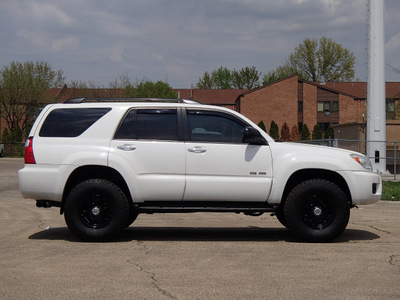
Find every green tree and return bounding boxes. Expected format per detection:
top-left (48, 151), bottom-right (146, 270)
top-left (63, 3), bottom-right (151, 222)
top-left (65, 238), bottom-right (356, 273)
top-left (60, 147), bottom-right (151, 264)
top-left (324, 127), bottom-right (335, 139)
top-left (288, 37), bottom-right (355, 82)
top-left (280, 122), bottom-right (290, 142)
top-left (123, 80), bottom-right (177, 98)
top-left (312, 124), bottom-right (323, 140)
top-left (258, 121), bottom-right (267, 132)
top-left (301, 124), bottom-right (311, 140)
top-left (262, 64), bottom-right (300, 85)
top-left (269, 120), bottom-right (279, 140)
top-left (232, 66), bottom-right (260, 89)
top-left (0, 61), bottom-right (64, 134)
top-left (196, 71), bottom-right (214, 89)
top-left (2, 128), bottom-right (10, 143)
top-left (197, 66), bottom-right (261, 89)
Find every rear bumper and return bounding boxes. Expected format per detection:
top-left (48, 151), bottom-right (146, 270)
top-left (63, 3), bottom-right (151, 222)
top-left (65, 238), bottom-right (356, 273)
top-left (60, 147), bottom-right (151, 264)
top-left (18, 164), bottom-right (67, 201)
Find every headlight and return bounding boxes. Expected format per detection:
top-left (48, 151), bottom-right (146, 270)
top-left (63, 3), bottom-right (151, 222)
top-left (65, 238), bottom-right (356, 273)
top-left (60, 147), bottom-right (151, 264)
top-left (350, 154), bottom-right (372, 170)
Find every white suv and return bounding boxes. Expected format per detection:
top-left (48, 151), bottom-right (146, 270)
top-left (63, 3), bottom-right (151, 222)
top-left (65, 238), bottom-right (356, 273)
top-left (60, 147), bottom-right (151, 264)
top-left (18, 98), bottom-right (382, 242)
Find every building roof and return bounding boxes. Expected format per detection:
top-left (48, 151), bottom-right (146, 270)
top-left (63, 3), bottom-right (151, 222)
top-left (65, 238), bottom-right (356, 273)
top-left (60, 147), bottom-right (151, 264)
top-left (321, 82), bottom-right (400, 99)
top-left (174, 89), bottom-right (248, 105)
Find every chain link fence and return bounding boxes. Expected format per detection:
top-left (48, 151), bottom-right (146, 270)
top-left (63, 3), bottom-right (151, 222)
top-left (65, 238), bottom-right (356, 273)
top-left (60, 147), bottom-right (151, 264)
top-left (297, 138), bottom-right (400, 179)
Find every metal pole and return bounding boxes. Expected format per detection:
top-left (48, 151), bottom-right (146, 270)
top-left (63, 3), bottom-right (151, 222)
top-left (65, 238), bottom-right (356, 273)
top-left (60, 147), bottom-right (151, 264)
top-left (366, 0), bottom-right (386, 172)
top-left (394, 142), bottom-right (397, 180)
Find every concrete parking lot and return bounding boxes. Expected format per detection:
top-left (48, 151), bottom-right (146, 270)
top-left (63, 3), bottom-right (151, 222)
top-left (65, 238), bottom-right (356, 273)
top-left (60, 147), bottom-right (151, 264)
top-left (0, 158), bottom-right (399, 299)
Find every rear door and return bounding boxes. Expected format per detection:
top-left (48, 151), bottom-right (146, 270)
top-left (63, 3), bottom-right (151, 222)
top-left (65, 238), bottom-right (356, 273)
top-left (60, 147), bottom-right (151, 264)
top-left (109, 108), bottom-right (185, 201)
top-left (183, 109), bottom-right (273, 202)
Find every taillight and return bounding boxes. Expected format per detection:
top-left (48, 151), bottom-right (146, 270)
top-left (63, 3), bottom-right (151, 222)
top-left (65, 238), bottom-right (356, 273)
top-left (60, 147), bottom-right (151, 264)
top-left (24, 137), bottom-right (36, 164)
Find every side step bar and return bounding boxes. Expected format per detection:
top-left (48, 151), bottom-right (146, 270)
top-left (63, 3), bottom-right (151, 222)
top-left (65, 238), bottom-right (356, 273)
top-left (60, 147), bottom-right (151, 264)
top-left (135, 202), bottom-right (277, 214)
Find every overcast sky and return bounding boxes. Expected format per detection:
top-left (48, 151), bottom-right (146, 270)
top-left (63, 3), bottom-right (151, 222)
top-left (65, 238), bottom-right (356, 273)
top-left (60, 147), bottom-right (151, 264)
top-left (1, 0), bottom-right (399, 88)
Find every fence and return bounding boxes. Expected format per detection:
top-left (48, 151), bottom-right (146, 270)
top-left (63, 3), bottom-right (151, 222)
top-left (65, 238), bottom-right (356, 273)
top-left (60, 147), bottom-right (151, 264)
top-left (297, 138), bottom-right (400, 179)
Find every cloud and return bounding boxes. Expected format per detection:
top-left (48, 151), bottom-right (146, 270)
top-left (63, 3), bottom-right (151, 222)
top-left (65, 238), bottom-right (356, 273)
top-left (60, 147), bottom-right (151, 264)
top-left (29, 2), bottom-right (74, 27)
top-left (17, 29), bottom-right (48, 48)
top-left (110, 46), bottom-right (124, 62)
top-left (2, 0), bottom-right (400, 86)
top-left (51, 36), bottom-right (80, 52)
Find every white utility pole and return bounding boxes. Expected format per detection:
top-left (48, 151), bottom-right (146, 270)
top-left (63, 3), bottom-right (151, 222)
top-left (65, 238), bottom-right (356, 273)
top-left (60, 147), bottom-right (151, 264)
top-left (367, 0), bottom-right (386, 172)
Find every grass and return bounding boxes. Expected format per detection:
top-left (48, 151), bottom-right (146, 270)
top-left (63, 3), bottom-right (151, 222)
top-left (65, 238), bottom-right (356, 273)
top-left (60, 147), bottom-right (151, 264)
top-left (382, 181), bottom-right (400, 201)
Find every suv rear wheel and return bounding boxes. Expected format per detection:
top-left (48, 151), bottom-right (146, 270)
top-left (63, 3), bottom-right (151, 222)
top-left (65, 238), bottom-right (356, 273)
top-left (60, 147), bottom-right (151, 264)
top-left (64, 179), bottom-right (129, 241)
top-left (284, 179), bottom-right (350, 242)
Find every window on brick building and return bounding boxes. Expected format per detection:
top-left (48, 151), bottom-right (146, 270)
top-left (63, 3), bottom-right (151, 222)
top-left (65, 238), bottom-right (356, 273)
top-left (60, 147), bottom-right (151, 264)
top-left (332, 101), bottom-right (339, 112)
top-left (317, 102), bottom-right (330, 112)
top-left (386, 99), bottom-right (395, 120)
top-left (317, 101), bottom-right (339, 113)
top-left (298, 101), bottom-right (303, 113)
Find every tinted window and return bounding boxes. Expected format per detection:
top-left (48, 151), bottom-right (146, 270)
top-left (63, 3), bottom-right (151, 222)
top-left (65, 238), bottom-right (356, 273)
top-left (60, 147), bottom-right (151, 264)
top-left (116, 110), bottom-right (136, 139)
top-left (187, 110), bottom-right (245, 143)
top-left (39, 108), bottom-right (111, 137)
top-left (115, 109), bottom-right (178, 141)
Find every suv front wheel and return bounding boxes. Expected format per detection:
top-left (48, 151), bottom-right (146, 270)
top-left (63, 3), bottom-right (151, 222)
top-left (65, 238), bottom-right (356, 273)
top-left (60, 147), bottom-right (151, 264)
top-left (64, 179), bottom-right (130, 241)
top-left (284, 179), bottom-right (350, 242)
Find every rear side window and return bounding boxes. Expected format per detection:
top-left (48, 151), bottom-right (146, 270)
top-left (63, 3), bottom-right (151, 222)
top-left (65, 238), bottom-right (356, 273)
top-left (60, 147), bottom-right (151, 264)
top-left (115, 109), bottom-right (178, 140)
top-left (39, 108), bottom-right (111, 137)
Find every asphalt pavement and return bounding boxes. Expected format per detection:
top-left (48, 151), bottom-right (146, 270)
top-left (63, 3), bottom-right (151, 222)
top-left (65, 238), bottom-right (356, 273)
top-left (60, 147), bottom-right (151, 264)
top-left (0, 158), bottom-right (399, 299)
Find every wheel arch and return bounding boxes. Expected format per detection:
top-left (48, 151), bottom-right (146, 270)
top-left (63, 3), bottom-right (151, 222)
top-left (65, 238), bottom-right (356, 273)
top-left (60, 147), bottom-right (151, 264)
top-left (61, 165), bottom-right (132, 214)
top-left (281, 169), bottom-right (352, 207)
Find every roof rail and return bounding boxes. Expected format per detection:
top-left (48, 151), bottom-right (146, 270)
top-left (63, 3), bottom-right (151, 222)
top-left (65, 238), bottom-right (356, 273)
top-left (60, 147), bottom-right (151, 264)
top-left (64, 97), bottom-right (202, 104)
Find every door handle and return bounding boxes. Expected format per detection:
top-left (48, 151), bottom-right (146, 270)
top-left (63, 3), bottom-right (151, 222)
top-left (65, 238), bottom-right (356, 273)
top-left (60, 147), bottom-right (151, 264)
top-left (188, 147), bottom-right (206, 153)
top-left (117, 144), bottom-right (137, 151)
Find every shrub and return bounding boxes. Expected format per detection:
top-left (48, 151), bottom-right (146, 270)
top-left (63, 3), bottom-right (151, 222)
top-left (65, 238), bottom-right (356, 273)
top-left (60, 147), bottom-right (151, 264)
top-left (258, 121), bottom-right (267, 132)
top-left (324, 127), bottom-right (335, 139)
top-left (269, 120), bottom-right (279, 140)
top-left (301, 124), bottom-right (310, 140)
top-left (312, 124), bottom-right (322, 140)
top-left (280, 122), bottom-right (290, 142)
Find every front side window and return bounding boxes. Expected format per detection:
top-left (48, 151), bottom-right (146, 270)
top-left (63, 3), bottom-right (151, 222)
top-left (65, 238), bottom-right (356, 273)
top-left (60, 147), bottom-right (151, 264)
top-left (39, 108), bottom-right (111, 137)
top-left (115, 109), bottom-right (178, 141)
top-left (187, 110), bottom-right (246, 143)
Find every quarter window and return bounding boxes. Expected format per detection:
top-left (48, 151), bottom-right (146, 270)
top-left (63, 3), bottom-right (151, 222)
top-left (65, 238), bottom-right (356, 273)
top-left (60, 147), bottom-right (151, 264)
top-left (187, 110), bottom-right (246, 143)
top-left (39, 108), bottom-right (111, 137)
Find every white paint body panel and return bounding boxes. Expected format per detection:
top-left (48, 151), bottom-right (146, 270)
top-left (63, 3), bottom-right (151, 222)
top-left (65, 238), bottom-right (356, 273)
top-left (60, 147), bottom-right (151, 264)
top-left (18, 102), bottom-right (381, 207)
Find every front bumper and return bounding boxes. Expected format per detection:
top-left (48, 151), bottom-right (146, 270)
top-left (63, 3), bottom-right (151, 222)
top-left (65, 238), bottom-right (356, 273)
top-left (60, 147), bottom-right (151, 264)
top-left (338, 170), bottom-right (382, 205)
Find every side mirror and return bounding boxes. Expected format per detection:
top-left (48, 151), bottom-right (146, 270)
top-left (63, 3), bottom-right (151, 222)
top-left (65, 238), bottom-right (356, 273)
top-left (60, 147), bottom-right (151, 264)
top-left (242, 127), bottom-right (268, 145)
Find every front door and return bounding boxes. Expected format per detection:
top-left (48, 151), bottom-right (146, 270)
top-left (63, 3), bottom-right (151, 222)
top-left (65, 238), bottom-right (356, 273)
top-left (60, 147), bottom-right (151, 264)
top-left (183, 109), bottom-right (273, 202)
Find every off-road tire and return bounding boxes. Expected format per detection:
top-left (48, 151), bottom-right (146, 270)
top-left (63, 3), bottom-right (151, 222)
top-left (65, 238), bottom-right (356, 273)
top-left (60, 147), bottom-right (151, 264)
top-left (64, 179), bottom-right (130, 242)
top-left (284, 179), bottom-right (350, 242)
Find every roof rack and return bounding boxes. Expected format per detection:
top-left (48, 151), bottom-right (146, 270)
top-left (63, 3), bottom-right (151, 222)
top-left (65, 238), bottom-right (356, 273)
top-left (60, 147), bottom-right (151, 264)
top-left (64, 97), bottom-right (202, 104)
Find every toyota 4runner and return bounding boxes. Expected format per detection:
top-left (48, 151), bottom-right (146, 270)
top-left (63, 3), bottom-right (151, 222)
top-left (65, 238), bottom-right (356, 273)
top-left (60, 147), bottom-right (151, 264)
top-left (18, 98), bottom-right (382, 242)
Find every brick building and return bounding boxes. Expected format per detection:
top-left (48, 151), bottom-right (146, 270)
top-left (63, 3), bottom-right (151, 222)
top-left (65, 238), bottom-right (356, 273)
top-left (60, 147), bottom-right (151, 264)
top-left (236, 74), bottom-right (366, 134)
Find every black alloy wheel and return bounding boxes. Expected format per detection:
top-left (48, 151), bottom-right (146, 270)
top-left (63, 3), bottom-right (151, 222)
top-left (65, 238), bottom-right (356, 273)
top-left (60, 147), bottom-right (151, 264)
top-left (64, 179), bottom-right (129, 241)
top-left (284, 179), bottom-right (350, 242)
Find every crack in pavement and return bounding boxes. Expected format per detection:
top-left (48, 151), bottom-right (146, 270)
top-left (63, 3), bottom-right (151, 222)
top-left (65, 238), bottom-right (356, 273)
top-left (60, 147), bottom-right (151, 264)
top-left (352, 222), bottom-right (392, 235)
top-left (389, 255), bottom-right (400, 267)
top-left (125, 241), bottom-right (177, 299)
top-left (126, 258), bottom-right (177, 299)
